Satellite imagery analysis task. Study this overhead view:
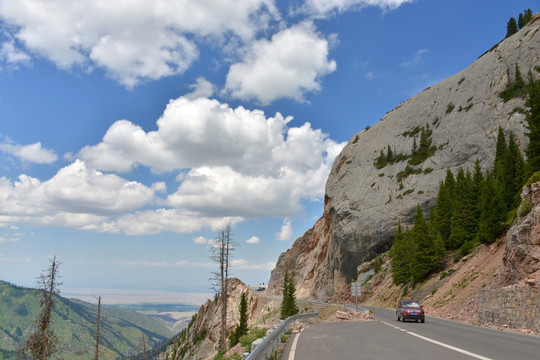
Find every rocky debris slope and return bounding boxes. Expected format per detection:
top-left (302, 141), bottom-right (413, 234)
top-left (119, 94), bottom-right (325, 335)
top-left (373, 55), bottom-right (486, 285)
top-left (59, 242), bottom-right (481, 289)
top-left (478, 182), bottom-right (540, 332)
top-left (269, 13), bottom-right (540, 302)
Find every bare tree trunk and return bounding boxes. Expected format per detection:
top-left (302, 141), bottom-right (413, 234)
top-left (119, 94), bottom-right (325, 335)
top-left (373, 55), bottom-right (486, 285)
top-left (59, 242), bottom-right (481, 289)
top-left (141, 333), bottom-right (148, 360)
top-left (94, 296), bottom-right (101, 360)
top-left (22, 256), bottom-right (62, 360)
top-left (210, 225), bottom-right (236, 351)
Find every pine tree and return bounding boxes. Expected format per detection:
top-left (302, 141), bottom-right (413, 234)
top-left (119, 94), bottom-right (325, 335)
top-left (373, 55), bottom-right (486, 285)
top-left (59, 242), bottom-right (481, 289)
top-left (387, 145), bottom-right (394, 162)
top-left (449, 169), bottom-right (476, 249)
top-left (229, 292), bottom-right (248, 346)
top-left (280, 271), bottom-right (298, 319)
top-left (506, 17), bottom-right (518, 38)
top-left (471, 160), bottom-right (484, 223)
top-left (428, 208), bottom-right (447, 271)
top-left (518, 13), bottom-right (525, 29)
top-left (390, 221), bottom-right (411, 285)
top-left (504, 133), bottom-right (525, 208)
top-left (477, 172), bottom-right (507, 243)
top-left (410, 205), bottom-right (431, 283)
top-left (525, 74), bottom-right (540, 174)
top-left (435, 170), bottom-right (455, 247)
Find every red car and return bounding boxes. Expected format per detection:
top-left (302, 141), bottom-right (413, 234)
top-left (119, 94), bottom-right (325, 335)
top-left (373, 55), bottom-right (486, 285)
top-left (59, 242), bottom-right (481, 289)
top-left (396, 300), bottom-right (425, 323)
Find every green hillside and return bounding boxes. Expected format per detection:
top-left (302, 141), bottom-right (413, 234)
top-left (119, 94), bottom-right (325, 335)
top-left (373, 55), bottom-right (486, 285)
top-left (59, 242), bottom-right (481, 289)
top-left (0, 280), bottom-right (174, 359)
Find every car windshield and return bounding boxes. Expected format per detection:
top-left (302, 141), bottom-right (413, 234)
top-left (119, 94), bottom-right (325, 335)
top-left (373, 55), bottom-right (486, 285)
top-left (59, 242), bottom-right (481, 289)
top-left (403, 301), bottom-right (421, 308)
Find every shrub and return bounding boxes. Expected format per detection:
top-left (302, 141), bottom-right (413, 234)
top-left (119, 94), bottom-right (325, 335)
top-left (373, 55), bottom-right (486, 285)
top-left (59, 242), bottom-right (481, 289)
top-left (518, 198), bottom-right (533, 217)
top-left (240, 328), bottom-right (267, 351)
top-left (403, 189), bottom-right (414, 196)
top-left (446, 102), bottom-right (455, 114)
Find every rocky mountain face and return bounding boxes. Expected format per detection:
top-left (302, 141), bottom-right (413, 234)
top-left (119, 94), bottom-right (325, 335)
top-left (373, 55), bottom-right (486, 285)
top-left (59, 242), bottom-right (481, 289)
top-left (269, 14), bottom-right (540, 301)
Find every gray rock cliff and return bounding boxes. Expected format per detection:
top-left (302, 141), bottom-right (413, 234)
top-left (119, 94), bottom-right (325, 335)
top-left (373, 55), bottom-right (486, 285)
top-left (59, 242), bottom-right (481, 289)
top-left (269, 15), bottom-right (540, 301)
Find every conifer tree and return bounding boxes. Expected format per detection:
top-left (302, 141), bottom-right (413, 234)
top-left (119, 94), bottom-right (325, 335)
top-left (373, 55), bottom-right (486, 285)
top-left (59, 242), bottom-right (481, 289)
top-left (477, 172), bottom-right (507, 243)
top-left (506, 17), bottom-right (518, 38)
top-left (449, 169), bottom-right (476, 249)
top-left (518, 13), bottom-right (525, 29)
top-left (471, 160), bottom-right (484, 223)
top-left (229, 292), bottom-right (248, 346)
top-left (428, 207), bottom-right (447, 266)
top-left (280, 271), bottom-right (299, 319)
top-left (387, 145), bottom-right (393, 162)
top-left (525, 74), bottom-right (540, 174)
top-left (410, 205), bottom-right (433, 283)
top-left (390, 221), bottom-right (411, 285)
top-left (505, 133), bottom-right (525, 208)
top-left (434, 170), bottom-right (455, 247)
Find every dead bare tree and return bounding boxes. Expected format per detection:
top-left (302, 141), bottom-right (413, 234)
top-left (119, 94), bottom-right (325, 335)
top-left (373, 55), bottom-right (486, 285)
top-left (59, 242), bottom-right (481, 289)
top-left (209, 224), bottom-right (236, 351)
top-left (141, 333), bottom-right (149, 360)
top-left (94, 296), bottom-right (101, 360)
top-left (21, 256), bottom-right (62, 360)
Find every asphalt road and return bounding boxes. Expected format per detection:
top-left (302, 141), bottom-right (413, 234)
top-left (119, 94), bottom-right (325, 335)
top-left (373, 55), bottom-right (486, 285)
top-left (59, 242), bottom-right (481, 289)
top-left (280, 307), bottom-right (540, 360)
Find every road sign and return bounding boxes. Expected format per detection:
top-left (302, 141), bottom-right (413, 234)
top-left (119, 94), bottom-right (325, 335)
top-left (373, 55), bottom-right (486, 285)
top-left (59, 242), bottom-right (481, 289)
top-left (351, 282), bottom-right (361, 296)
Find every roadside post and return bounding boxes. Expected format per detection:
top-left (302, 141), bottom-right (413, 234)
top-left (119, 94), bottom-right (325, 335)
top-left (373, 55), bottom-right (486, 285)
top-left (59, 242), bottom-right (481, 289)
top-left (351, 282), bottom-right (361, 312)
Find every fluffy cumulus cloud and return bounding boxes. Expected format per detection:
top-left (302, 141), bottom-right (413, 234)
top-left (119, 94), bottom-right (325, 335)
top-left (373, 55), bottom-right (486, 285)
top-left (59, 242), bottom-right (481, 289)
top-left (79, 96), bottom-right (345, 223)
top-left (275, 218), bottom-right (293, 241)
top-left (0, 139), bottom-right (58, 164)
top-left (301, 0), bottom-right (414, 17)
top-left (225, 21), bottom-right (336, 104)
top-left (0, 0), bottom-right (279, 87)
top-left (0, 97), bottom-right (343, 235)
top-left (246, 236), bottom-right (261, 244)
top-left (0, 160), bottom-right (154, 229)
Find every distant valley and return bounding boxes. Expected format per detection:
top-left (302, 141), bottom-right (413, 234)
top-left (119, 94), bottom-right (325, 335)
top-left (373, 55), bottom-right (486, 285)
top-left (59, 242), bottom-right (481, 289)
top-left (0, 280), bottom-right (199, 359)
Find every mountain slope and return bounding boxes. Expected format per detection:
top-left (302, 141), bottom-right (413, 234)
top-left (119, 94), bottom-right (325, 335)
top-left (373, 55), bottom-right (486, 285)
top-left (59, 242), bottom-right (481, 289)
top-left (0, 280), bottom-right (174, 359)
top-left (268, 14), bottom-right (540, 301)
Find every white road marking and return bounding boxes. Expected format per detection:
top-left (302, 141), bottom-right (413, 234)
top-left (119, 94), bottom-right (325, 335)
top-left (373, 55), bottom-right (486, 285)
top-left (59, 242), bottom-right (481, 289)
top-left (380, 321), bottom-right (493, 360)
top-left (288, 329), bottom-right (304, 360)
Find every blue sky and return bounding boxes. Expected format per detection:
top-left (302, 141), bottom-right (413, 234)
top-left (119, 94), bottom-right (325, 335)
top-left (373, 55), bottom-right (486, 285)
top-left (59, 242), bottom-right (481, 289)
top-left (0, 0), bottom-right (537, 304)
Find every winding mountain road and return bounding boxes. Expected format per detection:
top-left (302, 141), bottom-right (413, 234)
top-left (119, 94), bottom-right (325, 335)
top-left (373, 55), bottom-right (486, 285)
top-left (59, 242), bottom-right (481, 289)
top-left (280, 307), bottom-right (540, 360)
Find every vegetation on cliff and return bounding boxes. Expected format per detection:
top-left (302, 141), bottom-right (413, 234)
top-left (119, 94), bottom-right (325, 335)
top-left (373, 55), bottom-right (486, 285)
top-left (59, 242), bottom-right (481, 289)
top-left (390, 68), bottom-right (540, 286)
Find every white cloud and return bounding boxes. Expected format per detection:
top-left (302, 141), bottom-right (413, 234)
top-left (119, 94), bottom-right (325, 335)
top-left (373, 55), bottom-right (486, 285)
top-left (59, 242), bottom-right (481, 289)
top-left (231, 258), bottom-right (275, 270)
top-left (400, 48), bottom-right (428, 70)
top-left (0, 235), bottom-right (20, 243)
top-left (78, 96), bottom-right (345, 222)
top-left (301, 0), bottom-right (414, 17)
top-left (185, 77), bottom-right (215, 99)
top-left (0, 160), bottom-right (155, 229)
top-left (0, 0), bottom-right (279, 87)
top-left (0, 139), bottom-right (57, 164)
top-left (193, 236), bottom-right (213, 245)
top-left (1, 96), bottom-right (344, 235)
top-left (246, 236), bottom-right (261, 244)
top-left (276, 218), bottom-right (293, 241)
top-left (224, 21), bottom-right (336, 104)
top-left (0, 39), bottom-right (30, 67)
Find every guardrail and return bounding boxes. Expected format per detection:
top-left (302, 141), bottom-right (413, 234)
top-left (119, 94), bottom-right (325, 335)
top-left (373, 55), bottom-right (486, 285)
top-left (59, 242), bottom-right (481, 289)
top-left (243, 312), bottom-right (319, 360)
